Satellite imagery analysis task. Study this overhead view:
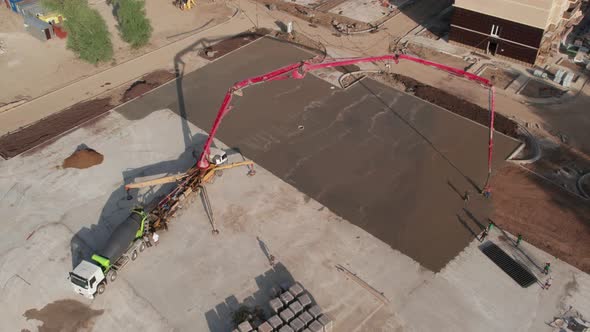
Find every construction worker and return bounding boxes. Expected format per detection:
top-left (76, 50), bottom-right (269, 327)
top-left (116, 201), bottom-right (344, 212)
top-left (464, 191), bottom-right (470, 203)
top-left (487, 221), bottom-right (494, 232)
top-left (543, 262), bottom-right (551, 275)
top-left (516, 234), bottom-right (523, 247)
top-left (543, 276), bottom-right (553, 290)
top-left (479, 229), bottom-right (488, 242)
top-left (152, 232), bottom-right (159, 246)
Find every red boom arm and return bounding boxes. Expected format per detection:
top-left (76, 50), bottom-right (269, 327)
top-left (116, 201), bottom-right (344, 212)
top-left (197, 54), bottom-right (496, 192)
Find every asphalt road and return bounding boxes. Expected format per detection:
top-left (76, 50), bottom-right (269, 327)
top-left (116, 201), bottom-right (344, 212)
top-left (117, 37), bottom-right (521, 271)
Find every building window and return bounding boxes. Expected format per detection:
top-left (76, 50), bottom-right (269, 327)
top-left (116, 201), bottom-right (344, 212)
top-left (490, 24), bottom-right (500, 37)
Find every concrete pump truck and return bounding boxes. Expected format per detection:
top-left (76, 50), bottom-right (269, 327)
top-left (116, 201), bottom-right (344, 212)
top-left (69, 207), bottom-right (150, 298)
top-left (67, 52), bottom-right (498, 299)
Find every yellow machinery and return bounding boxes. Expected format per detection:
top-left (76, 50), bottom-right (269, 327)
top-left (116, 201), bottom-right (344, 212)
top-left (125, 160), bottom-right (255, 192)
top-left (125, 159), bottom-right (255, 233)
top-left (175, 0), bottom-right (196, 11)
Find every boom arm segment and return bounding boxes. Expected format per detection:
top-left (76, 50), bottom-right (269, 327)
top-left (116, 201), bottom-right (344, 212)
top-left (196, 53), bottom-right (496, 192)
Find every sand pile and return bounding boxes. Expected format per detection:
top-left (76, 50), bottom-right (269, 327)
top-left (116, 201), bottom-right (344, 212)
top-left (63, 148), bottom-right (104, 169)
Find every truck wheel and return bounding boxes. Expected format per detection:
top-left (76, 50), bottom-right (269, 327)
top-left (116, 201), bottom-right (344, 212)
top-left (108, 270), bottom-right (117, 282)
top-left (139, 242), bottom-right (146, 252)
top-left (97, 283), bottom-right (106, 295)
top-left (131, 250), bottom-right (138, 261)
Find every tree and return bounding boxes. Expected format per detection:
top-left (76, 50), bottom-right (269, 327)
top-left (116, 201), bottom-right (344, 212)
top-left (42, 0), bottom-right (113, 64)
top-left (113, 0), bottom-right (152, 48)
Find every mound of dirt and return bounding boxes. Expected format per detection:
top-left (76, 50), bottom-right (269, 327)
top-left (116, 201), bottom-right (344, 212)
top-left (123, 70), bottom-right (176, 102)
top-left (0, 98), bottom-right (113, 159)
top-left (63, 148), bottom-right (104, 169)
top-left (376, 73), bottom-right (519, 138)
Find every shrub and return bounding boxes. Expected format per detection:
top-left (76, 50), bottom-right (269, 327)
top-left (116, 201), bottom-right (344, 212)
top-left (43, 0), bottom-right (113, 63)
top-left (113, 0), bottom-right (152, 48)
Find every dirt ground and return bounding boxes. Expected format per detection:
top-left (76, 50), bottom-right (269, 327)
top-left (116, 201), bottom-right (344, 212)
top-left (525, 138), bottom-right (590, 196)
top-left (271, 30), bottom-right (326, 57)
top-left (405, 43), bottom-right (470, 70)
top-left (199, 29), bottom-right (269, 60)
top-left (0, 68), bottom-right (175, 159)
top-left (123, 70), bottom-right (176, 101)
top-left (520, 79), bottom-right (567, 98)
top-left (0, 98), bottom-right (112, 159)
top-left (373, 72), bottom-right (519, 138)
top-left (0, 1), bottom-right (231, 106)
top-left (256, 0), bottom-right (371, 32)
top-left (479, 66), bottom-right (519, 90)
top-left (491, 164), bottom-right (590, 274)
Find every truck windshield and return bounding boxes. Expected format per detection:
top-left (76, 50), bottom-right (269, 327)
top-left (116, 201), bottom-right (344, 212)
top-left (69, 273), bottom-right (88, 289)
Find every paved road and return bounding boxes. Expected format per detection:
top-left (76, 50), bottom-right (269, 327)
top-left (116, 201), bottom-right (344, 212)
top-left (117, 37), bottom-right (520, 271)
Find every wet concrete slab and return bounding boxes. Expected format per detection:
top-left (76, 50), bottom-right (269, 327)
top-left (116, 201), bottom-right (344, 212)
top-left (117, 37), bottom-right (521, 271)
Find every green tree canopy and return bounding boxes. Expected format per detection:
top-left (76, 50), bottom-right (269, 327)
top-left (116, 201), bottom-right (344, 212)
top-left (113, 0), bottom-right (152, 48)
top-left (43, 0), bottom-right (113, 64)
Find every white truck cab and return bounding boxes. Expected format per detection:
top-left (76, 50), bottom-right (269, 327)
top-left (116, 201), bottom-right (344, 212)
top-left (208, 147), bottom-right (228, 166)
top-left (69, 260), bottom-right (106, 299)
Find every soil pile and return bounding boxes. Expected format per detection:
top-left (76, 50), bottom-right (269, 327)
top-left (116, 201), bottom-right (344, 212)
top-left (63, 148), bottom-right (104, 169)
top-left (377, 73), bottom-right (519, 138)
top-left (0, 98), bottom-right (112, 159)
top-left (123, 70), bottom-right (176, 102)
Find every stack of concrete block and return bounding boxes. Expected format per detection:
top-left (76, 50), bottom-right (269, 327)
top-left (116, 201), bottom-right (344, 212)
top-left (258, 321), bottom-right (273, 332)
top-left (232, 320), bottom-right (253, 332)
top-left (235, 282), bottom-right (333, 332)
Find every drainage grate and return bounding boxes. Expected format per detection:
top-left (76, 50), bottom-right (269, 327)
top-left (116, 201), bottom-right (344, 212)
top-left (480, 243), bottom-right (537, 287)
